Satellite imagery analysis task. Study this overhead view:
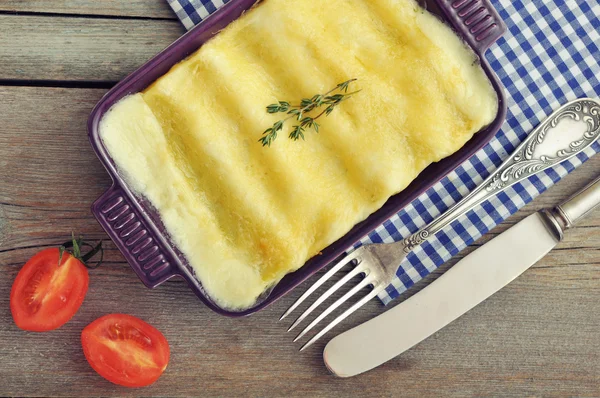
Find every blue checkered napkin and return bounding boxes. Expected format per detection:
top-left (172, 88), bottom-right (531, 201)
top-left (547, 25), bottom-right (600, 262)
top-left (167, 0), bottom-right (600, 304)
top-left (167, 0), bottom-right (231, 30)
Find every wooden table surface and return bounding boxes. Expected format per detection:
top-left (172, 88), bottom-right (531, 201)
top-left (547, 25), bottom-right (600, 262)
top-left (1, 2), bottom-right (599, 396)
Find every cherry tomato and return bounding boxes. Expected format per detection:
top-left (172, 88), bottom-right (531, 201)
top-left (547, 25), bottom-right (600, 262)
top-left (81, 314), bottom-right (170, 387)
top-left (10, 248), bottom-right (89, 331)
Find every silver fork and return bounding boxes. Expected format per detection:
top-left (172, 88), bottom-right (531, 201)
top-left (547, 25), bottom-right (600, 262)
top-left (280, 98), bottom-right (600, 351)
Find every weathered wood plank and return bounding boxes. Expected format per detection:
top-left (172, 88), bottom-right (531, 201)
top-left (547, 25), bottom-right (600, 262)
top-left (0, 86), bottom-right (599, 396)
top-left (0, 0), bottom-right (177, 19)
top-left (0, 15), bottom-right (183, 82)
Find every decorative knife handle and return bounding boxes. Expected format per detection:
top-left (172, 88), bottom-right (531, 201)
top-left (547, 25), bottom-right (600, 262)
top-left (403, 98), bottom-right (600, 253)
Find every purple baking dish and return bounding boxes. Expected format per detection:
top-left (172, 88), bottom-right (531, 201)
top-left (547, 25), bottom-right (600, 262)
top-left (88, 0), bottom-right (507, 317)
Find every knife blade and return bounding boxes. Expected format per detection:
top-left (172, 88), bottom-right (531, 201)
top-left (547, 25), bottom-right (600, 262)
top-left (323, 174), bottom-right (600, 378)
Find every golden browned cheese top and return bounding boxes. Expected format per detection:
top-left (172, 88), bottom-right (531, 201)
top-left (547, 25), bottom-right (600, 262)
top-left (100, 0), bottom-right (498, 309)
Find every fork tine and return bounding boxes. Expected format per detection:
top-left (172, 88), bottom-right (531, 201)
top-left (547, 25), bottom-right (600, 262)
top-left (279, 249), bottom-right (362, 321)
top-left (287, 260), bottom-right (367, 332)
top-left (298, 285), bottom-right (384, 351)
top-left (292, 275), bottom-right (373, 342)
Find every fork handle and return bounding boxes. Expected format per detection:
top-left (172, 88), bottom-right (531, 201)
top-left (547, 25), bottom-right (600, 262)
top-left (402, 98), bottom-right (600, 253)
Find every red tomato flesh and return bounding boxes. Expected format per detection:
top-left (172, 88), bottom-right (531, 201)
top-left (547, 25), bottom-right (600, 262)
top-left (10, 248), bottom-right (89, 331)
top-left (81, 314), bottom-right (170, 387)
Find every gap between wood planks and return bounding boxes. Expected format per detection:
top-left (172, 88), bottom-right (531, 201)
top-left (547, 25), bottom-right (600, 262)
top-left (0, 79), bottom-right (114, 89)
top-left (0, 0), bottom-right (177, 20)
top-left (0, 9), bottom-right (177, 21)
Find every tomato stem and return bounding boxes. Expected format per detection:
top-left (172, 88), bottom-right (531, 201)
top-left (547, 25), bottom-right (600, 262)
top-left (60, 235), bottom-right (104, 269)
top-left (81, 241), bottom-right (104, 269)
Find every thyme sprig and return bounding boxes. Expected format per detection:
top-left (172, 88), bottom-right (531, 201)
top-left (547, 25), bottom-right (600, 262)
top-left (259, 79), bottom-right (360, 147)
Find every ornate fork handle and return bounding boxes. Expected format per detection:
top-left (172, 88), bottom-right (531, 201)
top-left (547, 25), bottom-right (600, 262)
top-left (402, 98), bottom-right (600, 253)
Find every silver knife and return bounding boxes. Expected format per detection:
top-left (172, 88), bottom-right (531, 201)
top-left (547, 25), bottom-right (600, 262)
top-left (323, 174), bottom-right (600, 378)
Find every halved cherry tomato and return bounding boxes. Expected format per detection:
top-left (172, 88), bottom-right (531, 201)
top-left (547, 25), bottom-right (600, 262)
top-left (81, 314), bottom-right (170, 387)
top-left (10, 248), bottom-right (89, 331)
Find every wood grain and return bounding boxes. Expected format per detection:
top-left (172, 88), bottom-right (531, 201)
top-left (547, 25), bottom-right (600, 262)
top-left (0, 86), bottom-right (599, 397)
top-left (0, 0), bottom-right (176, 19)
top-left (0, 15), bottom-right (183, 82)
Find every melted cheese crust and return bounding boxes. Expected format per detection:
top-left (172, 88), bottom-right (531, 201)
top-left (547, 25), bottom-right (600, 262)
top-left (100, 0), bottom-right (498, 309)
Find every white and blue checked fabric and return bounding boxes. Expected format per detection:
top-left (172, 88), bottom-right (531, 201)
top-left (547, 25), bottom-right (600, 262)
top-left (167, 0), bottom-right (231, 30)
top-left (166, 0), bottom-right (600, 304)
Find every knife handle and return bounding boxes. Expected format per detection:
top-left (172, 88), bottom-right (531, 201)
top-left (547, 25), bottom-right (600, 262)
top-left (555, 175), bottom-right (600, 228)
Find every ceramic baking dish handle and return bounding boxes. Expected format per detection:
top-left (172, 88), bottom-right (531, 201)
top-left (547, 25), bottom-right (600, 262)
top-left (92, 184), bottom-right (180, 288)
top-left (436, 0), bottom-right (507, 54)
